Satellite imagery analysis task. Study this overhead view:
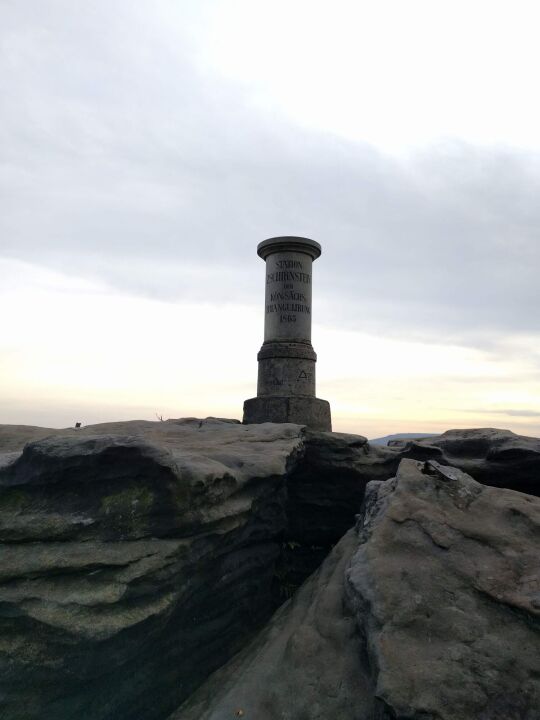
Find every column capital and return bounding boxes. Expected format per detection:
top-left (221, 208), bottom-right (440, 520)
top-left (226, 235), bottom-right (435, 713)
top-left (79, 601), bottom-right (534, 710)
top-left (257, 236), bottom-right (322, 261)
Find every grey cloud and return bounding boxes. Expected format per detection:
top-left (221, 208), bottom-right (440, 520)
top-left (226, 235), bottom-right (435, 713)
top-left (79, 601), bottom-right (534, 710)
top-left (1, 1), bottom-right (540, 350)
top-left (463, 409), bottom-right (540, 418)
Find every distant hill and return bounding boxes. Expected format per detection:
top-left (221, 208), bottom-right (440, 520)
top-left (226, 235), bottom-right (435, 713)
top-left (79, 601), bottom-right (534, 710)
top-left (369, 432), bottom-right (439, 446)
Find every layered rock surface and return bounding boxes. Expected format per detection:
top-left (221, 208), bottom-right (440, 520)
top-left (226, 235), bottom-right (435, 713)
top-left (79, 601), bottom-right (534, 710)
top-left (171, 529), bottom-right (372, 720)
top-left (396, 427), bottom-right (540, 496)
top-left (0, 419), bottom-right (538, 720)
top-left (174, 459), bottom-right (540, 720)
top-left (0, 419), bottom-right (297, 720)
top-left (0, 418), bottom-right (392, 720)
top-left (349, 459), bottom-right (540, 719)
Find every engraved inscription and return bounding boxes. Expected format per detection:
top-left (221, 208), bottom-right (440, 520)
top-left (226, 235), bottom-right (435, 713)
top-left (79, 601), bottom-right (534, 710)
top-left (266, 303), bottom-right (310, 314)
top-left (266, 271), bottom-right (311, 284)
top-left (270, 291), bottom-right (307, 302)
top-left (264, 252), bottom-right (313, 333)
top-left (266, 260), bottom-right (311, 323)
top-left (275, 260), bottom-right (303, 269)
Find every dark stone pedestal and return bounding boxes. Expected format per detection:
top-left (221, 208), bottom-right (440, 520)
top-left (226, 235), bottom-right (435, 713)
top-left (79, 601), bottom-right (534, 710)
top-left (243, 396), bottom-right (332, 432)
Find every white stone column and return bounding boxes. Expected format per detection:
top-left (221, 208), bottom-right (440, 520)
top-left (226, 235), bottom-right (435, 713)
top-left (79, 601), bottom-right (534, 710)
top-left (243, 236), bottom-right (332, 431)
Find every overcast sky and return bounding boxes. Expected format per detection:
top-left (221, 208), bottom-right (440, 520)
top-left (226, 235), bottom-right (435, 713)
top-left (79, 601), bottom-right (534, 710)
top-left (1, 0), bottom-right (539, 437)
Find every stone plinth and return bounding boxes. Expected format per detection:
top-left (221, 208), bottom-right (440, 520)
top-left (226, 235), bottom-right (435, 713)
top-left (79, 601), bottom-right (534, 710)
top-left (243, 236), bottom-right (332, 431)
top-left (243, 396), bottom-right (332, 431)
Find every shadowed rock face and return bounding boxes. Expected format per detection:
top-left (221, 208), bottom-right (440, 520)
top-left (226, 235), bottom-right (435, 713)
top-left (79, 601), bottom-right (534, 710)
top-left (279, 429), bottom-right (400, 589)
top-left (396, 428), bottom-right (540, 496)
top-left (0, 420), bottom-right (301, 720)
top-left (173, 459), bottom-right (540, 720)
top-left (0, 420), bottom-right (538, 720)
top-left (0, 418), bottom-right (395, 720)
top-left (170, 529), bottom-right (374, 720)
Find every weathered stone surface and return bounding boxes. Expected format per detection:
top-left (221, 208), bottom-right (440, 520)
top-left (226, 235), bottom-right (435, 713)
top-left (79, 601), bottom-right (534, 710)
top-left (0, 423), bottom-right (70, 453)
top-left (397, 427), bottom-right (540, 495)
top-left (243, 395), bottom-right (332, 432)
top-left (0, 419), bottom-right (304, 720)
top-left (255, 342), bottom-right (318, 397)
top-left (172, 459), bottom-right (540, 720)
top-left (2, 420), bottom-right (538, 720)
top-left (280, 429), bottom-right (399, 587)
top-left (347, 459), bottom-right (540, 719)
top-left (0, 418), bottom-right (389, 720)
top-left (170, 530), bottom-right (374, 720)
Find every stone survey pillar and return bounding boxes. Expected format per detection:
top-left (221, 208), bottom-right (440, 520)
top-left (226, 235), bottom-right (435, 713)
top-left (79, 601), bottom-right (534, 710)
top-left (243, 236), bottom-right (332, 431)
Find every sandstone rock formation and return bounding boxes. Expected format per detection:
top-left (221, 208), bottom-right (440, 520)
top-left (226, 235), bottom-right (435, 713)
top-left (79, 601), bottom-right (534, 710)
top-left (0, 419), bottom-right (538, 720)
top-left (173, 459), bottom-right (540, 720)
top-left (348, 459), bottom-right (540, 719)
top-left (0, 418), bottom-right (394, 720)
top-left (171, 529), bottom-right (371, 720)
top-left (396, 427), bottom-right (540, 496)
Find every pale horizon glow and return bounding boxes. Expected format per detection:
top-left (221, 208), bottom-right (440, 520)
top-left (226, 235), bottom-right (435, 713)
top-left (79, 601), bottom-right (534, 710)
top-left (1, 0), bottom-right (539, 439)
top-left (1, 259), bottom-right (538, 439)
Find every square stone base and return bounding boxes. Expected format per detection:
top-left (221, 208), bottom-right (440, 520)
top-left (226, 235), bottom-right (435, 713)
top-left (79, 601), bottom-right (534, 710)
top-left (243, 396), bottom-right (332, 432)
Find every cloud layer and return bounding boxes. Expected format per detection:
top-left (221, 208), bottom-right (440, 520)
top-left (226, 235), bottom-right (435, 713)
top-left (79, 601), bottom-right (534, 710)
top-left (2, 1), bottom-right (540, 351)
